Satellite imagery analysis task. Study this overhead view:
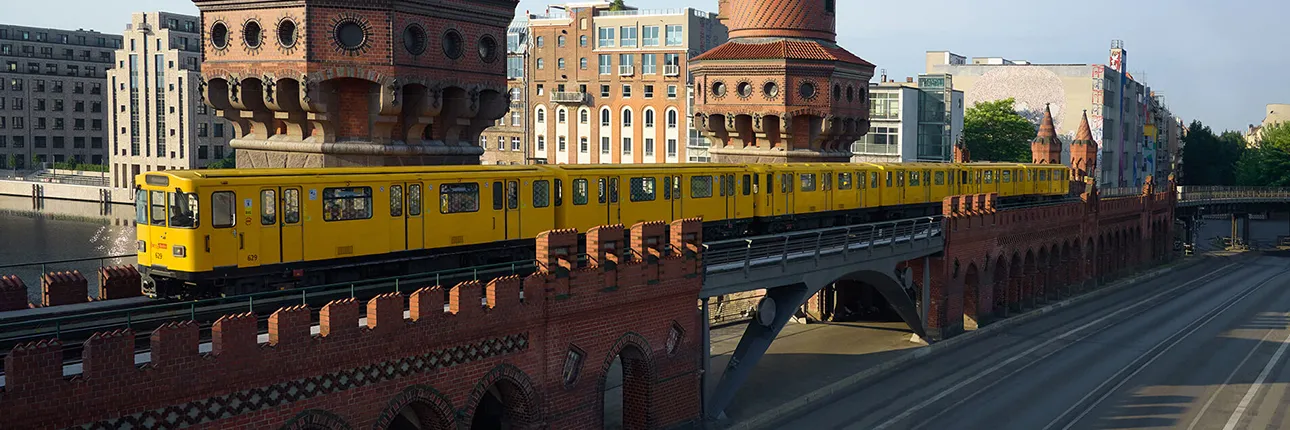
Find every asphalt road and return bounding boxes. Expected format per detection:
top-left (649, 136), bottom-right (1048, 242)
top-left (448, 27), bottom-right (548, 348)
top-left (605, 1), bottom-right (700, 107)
top-left (773, 254), bottom-right (1290, 430)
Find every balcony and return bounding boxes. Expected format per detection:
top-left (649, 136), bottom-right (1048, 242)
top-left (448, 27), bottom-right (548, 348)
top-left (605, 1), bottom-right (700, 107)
top-left (619, 65), bottom-right (635, 77)
top-left (551, 91), bottom-right (588, 104)
top-left (664, 65), bottom-right (680, 77)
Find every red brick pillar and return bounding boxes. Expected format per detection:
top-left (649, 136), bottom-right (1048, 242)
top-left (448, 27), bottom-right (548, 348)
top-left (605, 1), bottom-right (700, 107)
top-left (42, 271), bottom-right (88, 307)
top-left (98, 266), bottom-right (142, 301)
top-left (0, 275), bottom-right (28, 311)
top-left (1009, 275), bottom-right (1024, 313)
top-left (925, 257), bottom-right (949, 341)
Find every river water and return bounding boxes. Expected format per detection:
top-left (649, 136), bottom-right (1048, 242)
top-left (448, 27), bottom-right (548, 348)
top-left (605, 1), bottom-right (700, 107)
top-left (0, 195), bottom-right (137, 303)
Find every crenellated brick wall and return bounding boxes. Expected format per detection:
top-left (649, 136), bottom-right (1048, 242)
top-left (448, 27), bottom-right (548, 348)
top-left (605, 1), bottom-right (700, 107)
top-left (0, 218), bottom-right (705, 430)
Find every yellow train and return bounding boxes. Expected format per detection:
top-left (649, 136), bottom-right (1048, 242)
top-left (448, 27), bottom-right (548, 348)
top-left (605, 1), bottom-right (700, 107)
top-left (135, 162), bottom-right (1069, 297)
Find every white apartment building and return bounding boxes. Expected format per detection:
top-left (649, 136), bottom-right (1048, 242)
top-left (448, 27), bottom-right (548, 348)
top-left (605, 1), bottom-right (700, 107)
top-left (852, 74), bottom-right (964, 163)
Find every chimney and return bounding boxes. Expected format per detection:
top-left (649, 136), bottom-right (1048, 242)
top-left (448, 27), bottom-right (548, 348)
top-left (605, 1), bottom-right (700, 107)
top-left (717, 0), bottom-right (731, 27)
top-left (880, 68), bottom-right (887, 84)
top-left (906, 77), bottom-right (914, 83)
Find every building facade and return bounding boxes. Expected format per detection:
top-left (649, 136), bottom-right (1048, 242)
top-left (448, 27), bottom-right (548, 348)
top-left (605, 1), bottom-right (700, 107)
top-left (1246, 103), bottom-right (1290, 145)
top-left (107, 12), bottom-right (232, 189)
top-left (851, 75), bottom-right (964, 163)
top-left (0, 24), bottom-right (121, 170)
top-left (926, 41), bottom-right (1175, 188)
top-left (527, 2), bottom-right (727, 164)
top-left (481, 20), bottom-right (530, 165)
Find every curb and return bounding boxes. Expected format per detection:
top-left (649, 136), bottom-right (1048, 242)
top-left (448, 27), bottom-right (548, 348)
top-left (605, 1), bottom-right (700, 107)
top-left (723, 254), bottom-right (1234, 430)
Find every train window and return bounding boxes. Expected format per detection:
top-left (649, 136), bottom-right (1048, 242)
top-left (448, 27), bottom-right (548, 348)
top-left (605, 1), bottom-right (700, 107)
top-left (742, 175), bottom-right (752, 195)
top-left (984, 170), bottom-right (993, 184)
top-left (896, 172), bottom-right (904, 187)
top-left (838, 173), bottom-right (852, 190)
top-left (910, 172), bottom-right (920, 187)
top-left (1029, 171), bottom-right (1036, 182)
top-left (664, 177), bottom-right (672, 200)
top-left (407, 185), bottom-right (421, 217)
top-left (390, 186), bottom-right (404, 217)
top-left (870, 172), bottom-right (878, 189)
top-left (262, 189), bottom-right (278, 225)
top-left (324, 187), bottom-right (374, 220)
top-left (766, 174), bottom-right (774, 195)
top-left (935, 172), bottom-right (945, 186)
top-left (573, 179), bottom-right (589, 205)
top-left (212, 191), bottom-right (236, 228)
top-left (169, 191), bottom-right (198, 228)
top-left (925, 171), bottom-right (932, 187)
top-left (1002, 170), bottom-right (1011, 183)
top-left (507, 181), bottom-right (519, 210)
top-left (493, 182), bottom-right (504, 210)
top-left (136, 189), bottom-right (148, 225)
top-left (533, 180), bottom-right (551, 208)
top-left (284, 188), bottom-right (303, 222)
top-left (781, 174), bottom-right (793, 193)
top-left (823, 173), bottom-right (832, 191)
top-left (150, 191), bottom-right (166, 226)
top-left (674, 176), bottom-right (683, 199)
top-left (1014, 170), bottom-right (1021, 182)
top-left (1039, 170), bottom-right (1048, 181)
top-left (440, 183), bottom-right (480, 214)
top-left (724, 175), bottom-right (735, 196)
top-left (885, 172), bottom-right (893, 188)
top-left (630, 177), bottom-right (656, 202)
top-left (598, 178), bottom-right (607, 204)
top-left (609, 178), bottom-right (619, 203)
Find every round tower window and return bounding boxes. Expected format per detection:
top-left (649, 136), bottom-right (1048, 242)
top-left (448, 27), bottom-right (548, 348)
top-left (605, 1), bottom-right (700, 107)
top-left (242, 21), bottom-right (262, 49)
top-left (737, 82), bottom-right (753, 98)
top-left (764, 82), bottom-right (780, 99)
top-left (210, 22), bottom-right (229, 50)
top-left (442, 29), bottom-right (464, 59)
top-left (712, 81), bottom-right (727, 97)
top-left (403, 24), bottom-right (427, 56)
top-left (846, 85), bottom-right (854, 102)
top-left (478, 35), bottom-right (499, 63)
top-left (833, 84), bottom-right (842, 101)
top-left (277, 19), bottom-right (297, 49)
top-left (800, 82), bottom-right (817, 100)
top-left (335, 20), bottom-right (366, 51)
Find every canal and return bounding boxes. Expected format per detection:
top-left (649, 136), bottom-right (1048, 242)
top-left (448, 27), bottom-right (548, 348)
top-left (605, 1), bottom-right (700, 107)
top-left (0, 195), bottom-right (136, 303)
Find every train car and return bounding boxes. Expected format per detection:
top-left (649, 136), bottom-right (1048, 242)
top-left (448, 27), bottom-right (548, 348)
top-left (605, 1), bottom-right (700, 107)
top-left (135, 161), bottom-right (1073, 298)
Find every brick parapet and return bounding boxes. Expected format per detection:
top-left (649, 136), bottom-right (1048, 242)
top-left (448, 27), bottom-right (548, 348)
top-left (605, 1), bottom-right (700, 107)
top-left (97, 265), bottom-right (142, 301)
top-left (0, 275), bottom-right (27, 311)
top-left (0, 219), bottom-right (704, 429)
top-left (41, 270), bottom-right (88, 307)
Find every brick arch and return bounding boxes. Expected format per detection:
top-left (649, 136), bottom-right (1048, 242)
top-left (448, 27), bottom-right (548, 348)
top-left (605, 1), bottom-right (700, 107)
top-left (963, 262), bottom-right (982, 330)
top-left (371, 385), bottom-right (456, 430)
top-left (992, 253), bottom-right (1010, 316)
top-left (1009, 252), bottom-right (1023, 312)
top-left (598, 332), bottom-right (658, 429)
top-left (280, 409), bottom-right (354, 430)
top-left (461, 363), bottom-right (543, 429)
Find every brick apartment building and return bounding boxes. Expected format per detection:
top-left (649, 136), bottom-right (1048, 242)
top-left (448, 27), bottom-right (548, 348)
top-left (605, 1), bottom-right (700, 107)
top-left (480, 21), bottom-right (531, 165)
top-left (526, 2), bottom-right (726, 164)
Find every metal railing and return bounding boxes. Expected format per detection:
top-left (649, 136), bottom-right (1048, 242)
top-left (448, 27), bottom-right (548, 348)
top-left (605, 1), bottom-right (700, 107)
top-left (618, 65), bottom-right (635, 76)
top-left (1100, 187), bottom-right (1143, 198)
top-left (550, 91), bottom-right (587, 104)
top-left (703, 216), bottom-right (943, 275)
top-left (663, 65), bottom-right (681, 76)
top-left (0, 254), bottom-right (137, 289)
top-left (1177, 186), bottom-right (1290, 203)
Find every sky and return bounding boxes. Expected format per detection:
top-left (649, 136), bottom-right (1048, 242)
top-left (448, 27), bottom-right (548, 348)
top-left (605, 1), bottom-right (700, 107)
top-left (9, 0), bottom-right (1289, 132)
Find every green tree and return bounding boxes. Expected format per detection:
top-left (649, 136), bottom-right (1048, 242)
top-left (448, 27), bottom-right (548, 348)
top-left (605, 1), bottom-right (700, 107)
top-left (1180, 121), bottom-right (1245, 185)
top-left (206, 150), bottom-right (237, 169)
top-left (961, 98), bottom-right (1035, 163)
top-left (1236, 122), bottom-right (1290, 186)
top-left (608, 0), bottom-right (628, 11)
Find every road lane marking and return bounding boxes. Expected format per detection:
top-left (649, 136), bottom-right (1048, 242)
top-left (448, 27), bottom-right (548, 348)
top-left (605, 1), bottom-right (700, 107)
top-left (1184, 327), bottom-right (1276, 430)
top-left (1222, 322), bottom-right (1290, 430)
top-left (1048, 269), bottom-right (1289, 430)
top-left (855, 262), bottom-right (1241, 430)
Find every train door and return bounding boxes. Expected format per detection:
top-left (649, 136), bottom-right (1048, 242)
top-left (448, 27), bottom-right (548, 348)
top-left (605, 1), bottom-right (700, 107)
top-left (864, 170), bottom-right (880, 209)
top-left (238, 188), bottom-right (262, 269)
top-left (145, 190), bottom-right (169, 269)
top-left (606, 176), bottom-right (621, 224)
top-left (406, 183), bottom-right (425, 250)
top-left (722, 174), bottom-right (737, 219)
top-left (664, 175), bottom-right (679, 221)
top-left (280, 187), bottom-right (304, 263)
top-left (781, 172), bottom-right (796, 216)
top-left (493, 180), bottom-right (521, 240)
top-left (822, 172), bottom-right (834, 211)
top-left (388, 184), bottom-right (407, 252)
top-left (257, 188), bottom-right (283, 266)
top-left (208, 189), bottom-right (239, 269)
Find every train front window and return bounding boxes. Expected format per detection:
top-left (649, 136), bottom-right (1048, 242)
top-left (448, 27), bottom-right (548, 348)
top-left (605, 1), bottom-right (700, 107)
top-left (212, 191), bottom-right (236, 228)
top-left (135, 189), bottom-right (148, 224)
top-left (169, 191), bottom-right (198, 228)
top-left (150, 191), bottom-right (166, 226)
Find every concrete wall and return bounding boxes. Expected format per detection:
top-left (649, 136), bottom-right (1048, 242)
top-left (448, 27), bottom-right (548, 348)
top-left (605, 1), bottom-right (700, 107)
top-left (0, 179), bottom-right (133, 205)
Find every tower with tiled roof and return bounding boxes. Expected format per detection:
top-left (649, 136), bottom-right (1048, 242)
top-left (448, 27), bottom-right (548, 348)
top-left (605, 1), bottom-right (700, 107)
top-left (691, 0), bottom-right (875, 163)
top-left (1071, 110), bottom-right (1098, 180)
top-left (1031, 104), bottom-right (1063, 164)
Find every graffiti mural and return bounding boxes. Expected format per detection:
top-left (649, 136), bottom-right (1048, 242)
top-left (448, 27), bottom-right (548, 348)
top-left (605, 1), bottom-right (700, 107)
top-left (1090, 65), bottom-right (1105, 182)
top-left (967, 67), bottom-right (1068, 134)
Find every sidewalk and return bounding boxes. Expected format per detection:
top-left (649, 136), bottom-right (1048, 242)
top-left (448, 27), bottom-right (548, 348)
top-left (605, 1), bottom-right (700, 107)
top-left (707, 320), bottom-right (923, 426)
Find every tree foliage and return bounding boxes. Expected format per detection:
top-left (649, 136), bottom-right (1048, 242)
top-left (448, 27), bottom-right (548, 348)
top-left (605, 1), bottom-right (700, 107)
top-left (1180, 121), bottom-right (1245, 185)
top-left (1236, 122), bottom-right (1290, 186)
top-left (608, 0), bottom-right (628, 11)
top-left (206, 150), bottom-right (237, 169)
top-left (962, 98), bottom-right (1035, 163)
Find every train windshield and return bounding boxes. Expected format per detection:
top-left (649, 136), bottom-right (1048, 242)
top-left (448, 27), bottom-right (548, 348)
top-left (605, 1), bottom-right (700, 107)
top-left (135, 189), bottom-right (148, 224)
top-left (169, 191), bottom-right (199, 228)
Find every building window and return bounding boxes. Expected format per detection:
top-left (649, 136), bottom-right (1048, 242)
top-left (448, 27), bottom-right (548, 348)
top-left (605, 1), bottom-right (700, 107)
top-left (642, 54), bottom-right (657, 75)
top-left (644, 138), bottom-right (655, 156)
top-left (579, 137), bottom-right (589, 153)
top-left (557, 35), bottom-right (566, 47)
top-left (558, 136), bottom-right (567, 152)
top-left (601, 108), bottom-right (611, 127)
top-left (665, 25), bottom-right (683, 46)
top-left (601, 136), bottom-right (611, 154)
top-left (853, 126), bottom-right (899, 155)
top-left (580, 109), bottom-right (589, 124)
top-left (600, 84), bottom-right (611, 98)
top-left (622, 84), bottom-right (632, 98)
top-left (667, 109), bottom-right (678, 128)
top-left (579, 35), bottom-right (588, 46)
top-left (597, 27), bottom-right (615, 48)
top-left (644, 84), bottom-right (654, 99)
top-left (644, 109), bottom-right (655, 128)
top-left (198, 123), bottom-right (209, 137)
top-left (557, 108), bottom-right (567, 123)
top-left (536, 107), bottom-right (545, 123)
top-left (214, 123), bottom-right (224, 137)
top-left (507, 56), bottom-right (524, 79)
top-left (870, 92), bottom-right (900, 119)
top-left (536, 36), bottom-right (544, 48)
top-left (557, 58), bottom-right (566, 69)
top-left (667, 139), bottom-right (678, 157)
top-left (622, 137), bottom-right (633, 154)
top-left (579, 57), bottom-right (587, 70)
top-left (598, 54), bottom-right (612, 75)
top-left (620, 26), bottom-right (637, 47)
top-left (642, 26), bottom-right (660, 46)
top-left (511, 110), bottom-right (522, 126)
top-left (536, 58), bottom-right (545, 70)
top-left (537, 135), bottom-right (546, 151)
top-left (497, 136), bottom-right (505, 150)
top-left (622, 109), bottom-right (633, 127)
top-left (511, 137), bottom-right (521, 151)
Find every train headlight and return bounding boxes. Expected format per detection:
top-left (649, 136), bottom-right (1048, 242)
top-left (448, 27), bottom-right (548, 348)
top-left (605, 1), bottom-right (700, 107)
top-left (137, 240), bottom-right (146, 252)
top-left (172, 245), bottom-right (187, 258)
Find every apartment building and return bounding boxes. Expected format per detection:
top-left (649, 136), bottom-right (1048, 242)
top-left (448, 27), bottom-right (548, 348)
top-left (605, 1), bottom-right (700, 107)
top-left (851, 74), bottom-right (964, 163)
top-left (481, 20), bottom-right (531, 165)
top-left (526, 2), bottom-right (727, 164)
top-left (0, 24), bottom-right (121, 169)
top-left (106, 12), bottom-right (232, 189)
top-left (926, 41), bottom-right (1175, 187)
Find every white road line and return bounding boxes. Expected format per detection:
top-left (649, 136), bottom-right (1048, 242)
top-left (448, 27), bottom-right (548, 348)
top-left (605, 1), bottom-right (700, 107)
top-left (1184, 327), bottom-right (1276, 430)
top-left (1222, 324), bottom-right (1290, 430)
top-left (855, 262), bottom-right (1239, 430)
top-left (1049, 270), bottom-right (1287, 430)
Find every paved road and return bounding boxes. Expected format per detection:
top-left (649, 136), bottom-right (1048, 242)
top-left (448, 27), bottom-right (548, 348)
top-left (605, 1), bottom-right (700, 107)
top-left (774, 254), bottom-right (1290, 430)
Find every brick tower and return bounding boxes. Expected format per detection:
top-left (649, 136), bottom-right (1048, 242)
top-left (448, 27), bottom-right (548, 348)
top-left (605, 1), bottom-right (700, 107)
top-left (1071, 110), bottom-right (1099, 180)
top-left (691, 0), bottom-right (875, 163)
top-left (193, 0), bottom-right (519, 167)
top-left (1031, 104), bottom-right (1063, 164)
